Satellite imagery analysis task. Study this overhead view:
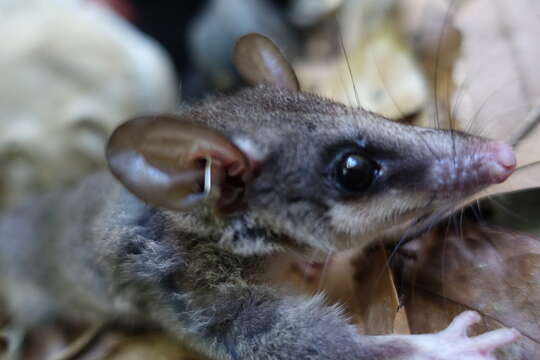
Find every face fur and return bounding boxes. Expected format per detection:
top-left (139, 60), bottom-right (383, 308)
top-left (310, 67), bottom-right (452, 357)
top-left (178, 84), bottom-right (513, 255)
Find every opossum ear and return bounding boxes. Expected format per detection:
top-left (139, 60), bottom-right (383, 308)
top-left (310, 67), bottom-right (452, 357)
top-left (233, 33), bottom-right (300, 91)
top-left (106, 115), bottom-right (254, 214)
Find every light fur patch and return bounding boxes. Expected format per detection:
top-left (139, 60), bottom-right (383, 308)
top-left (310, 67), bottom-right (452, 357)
top-left (328, 193), bottom-right (431, 237)
top-left (233, 136), bottom-right (265, 161)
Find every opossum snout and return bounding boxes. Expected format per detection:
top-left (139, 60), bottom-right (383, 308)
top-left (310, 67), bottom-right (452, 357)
top-left (429, 141), bottom-right (515, 193)
top-left (485, 142), bottom-right (516, 183)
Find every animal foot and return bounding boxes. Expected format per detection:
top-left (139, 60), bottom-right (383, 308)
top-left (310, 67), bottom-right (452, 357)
top-left (412, 311), bottom-right (520, 360)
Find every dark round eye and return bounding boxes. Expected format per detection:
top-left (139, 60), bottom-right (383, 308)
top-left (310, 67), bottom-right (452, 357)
top-left (336, 153), bottom-right (376, 192)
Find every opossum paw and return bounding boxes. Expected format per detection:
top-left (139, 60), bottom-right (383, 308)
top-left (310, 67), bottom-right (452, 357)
top-left (412, 311), bottom-right (520, 360)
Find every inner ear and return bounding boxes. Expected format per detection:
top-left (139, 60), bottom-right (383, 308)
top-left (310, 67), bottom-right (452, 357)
top-left (233, 33), bottom-right (300, 91)
top-left (106, 115), bottom-right (254, 213)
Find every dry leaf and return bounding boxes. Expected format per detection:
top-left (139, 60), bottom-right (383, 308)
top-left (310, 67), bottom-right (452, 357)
top-left (289, 0), bottom-right (344, 26)
top-left (452, 0), bottom-right (540, 168)
top-left (352, 244), bottom-right (408, 335)
top-left (265, 245), bottom-right (408, 335)
top-left (24, 325), bottom-right (71, 360)
top-left (294, 0), bottom-right (427, 119)
top-left (265, 250), bottom-right (363, 324)
top-left (78, 333), bottom-right (203, 360)
top-left (397, 0), bottom-right (462, 129)
top-left (487, 188), bottom-right (540, 237)
top-left (0, 317), bottom-right (205, 360)
top-left (396, 223), bottom-right (540, 358)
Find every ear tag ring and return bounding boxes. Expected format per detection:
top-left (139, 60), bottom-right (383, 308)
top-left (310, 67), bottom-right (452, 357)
top-left (203, 156), bottom-right (213, 198)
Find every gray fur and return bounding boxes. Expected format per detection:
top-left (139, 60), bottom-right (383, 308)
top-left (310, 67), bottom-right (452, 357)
top-left (0, 85), bottom-right (510, 359)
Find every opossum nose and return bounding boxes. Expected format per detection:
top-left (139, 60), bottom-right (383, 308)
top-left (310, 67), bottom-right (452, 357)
top-left (429, 141), bottom-right (515, 193)
top-left (485, 142), bottom-right (516, 183)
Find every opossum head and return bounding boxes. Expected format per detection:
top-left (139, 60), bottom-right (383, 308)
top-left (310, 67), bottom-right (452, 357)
top-left (106, 34), bottom-right (515, 255)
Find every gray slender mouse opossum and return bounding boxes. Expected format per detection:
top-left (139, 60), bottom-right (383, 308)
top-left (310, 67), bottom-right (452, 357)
top-left (0, 34), bottom-right (521, 359)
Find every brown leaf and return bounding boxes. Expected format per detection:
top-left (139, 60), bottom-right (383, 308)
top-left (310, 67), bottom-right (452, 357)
top-left (80, 333), bottom-right (204, 360)
top-left (396, 223), bottom-right (540, 358)
top-left (393, 305), bottom-right (411, 334)
top-left (294, 0), bottom-right (427, 119)
top-left (262, 250), bottom-right (363, 327)
top-left (0, 319), bottom-right (206, 360)
top-left (352, 243), bottom-right (407, 335)
top-left (452, 0), bottom-right (540, 168)
top-left (289, 0), bottom-right (344, 26)
top-left (397, 0), bottom-right (462, 129)
top-left (486, 188), bottom-right (540, 237)
top-left (265, 245), bottom-right (408, 335)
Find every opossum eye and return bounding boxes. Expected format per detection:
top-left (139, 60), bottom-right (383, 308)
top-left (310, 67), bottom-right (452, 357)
top-left (336, 153), bottom-right (376, 192)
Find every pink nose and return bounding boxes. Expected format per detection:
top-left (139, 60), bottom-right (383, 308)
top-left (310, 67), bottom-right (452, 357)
top-left (485, 142), bottom-right (516, 183)
top-left (428, 141), bottom-right (516, 194)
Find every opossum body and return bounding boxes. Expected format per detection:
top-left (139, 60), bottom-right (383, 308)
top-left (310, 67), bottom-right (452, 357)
top-left (0, 34), bottom-right (519, 359)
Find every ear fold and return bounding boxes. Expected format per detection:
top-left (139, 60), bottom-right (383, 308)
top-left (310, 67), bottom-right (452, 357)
top-left (106, 116), bottom-right (253, 213)
top-left (233, 33), bottom-right (300, 91)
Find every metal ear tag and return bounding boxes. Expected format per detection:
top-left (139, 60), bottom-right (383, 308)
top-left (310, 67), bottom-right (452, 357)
top-left (203, 156), bottom-right (213, 198)
top-left (178, 157), bottom-right (215, 209)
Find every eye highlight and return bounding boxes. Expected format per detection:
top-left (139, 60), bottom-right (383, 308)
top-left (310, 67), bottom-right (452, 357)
top-left (335, 153), bottom-right (377, 192)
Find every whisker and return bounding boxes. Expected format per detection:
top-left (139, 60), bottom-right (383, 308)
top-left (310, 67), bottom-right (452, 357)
top-left (469, 102), bottom-right (534, 138)
top-left (461, 77), bottom-right (520, 134)
top-left (458, 0), bottom-right (536, 141)
top-left (508, 105), bottom-right (540, 147)
top-left (470, 199), bottom-right (486, 224)
top-left (441, 217), bottom-right (453, 314)
top-left (432, 0), bottom-right (458, 130)
top-left (450, 62), bottom-right (484, 127)
top-left (338, 26), bottom-right (361, 109)
top-left (515, 160), bottom-right (540, 172)
top-left (491, 0), bottom-right (534, 106)
top-left (317, 251), bottom-right (335, 291)
top-left (485, 239), bottom-right (513, 287)
top-left (367, 45), bottom-right (406, 120)
top-left (485, 196), bottom-right (534, 223)
top-left (459, 206), bottom-right (465, 242)
top-left (374, 226), bottom-right (416, 288)
top-left (338, 68), bottom-right (355, 109)
top-left (382, 196), bottom-right (442, 281)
